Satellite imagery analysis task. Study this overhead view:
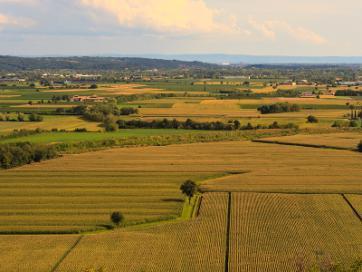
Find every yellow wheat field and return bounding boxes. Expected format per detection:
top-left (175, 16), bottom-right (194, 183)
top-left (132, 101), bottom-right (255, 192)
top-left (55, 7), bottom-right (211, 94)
top-left (56, 193), bottom-right (228, 272)
top-left (0, 235), bottom-right (80, 272)
top-left (229, 193), bottom-right (362, 271)
top-left (262, 132), bottom-right (362, 150)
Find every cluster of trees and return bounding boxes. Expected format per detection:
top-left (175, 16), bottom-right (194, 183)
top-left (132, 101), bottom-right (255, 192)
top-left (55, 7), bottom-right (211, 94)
top-left (332, 119), bottom-right (362, 128)
top-left (0, 142), bottom-right (58, 169)
top-left (335, 90), bottom-right (362, 96)
top-left (116, 118), bottom-right (299, 131)
top-left (67, 103), bottom-right (138, 125)
top-left (0, 113), bottom-right (43, 122)
top-left (28, 113), bottom-right (43, 122)
top-left (51, 95), bottom-right (70, 102)
top-left (258, 103), bottom-right (301, 114)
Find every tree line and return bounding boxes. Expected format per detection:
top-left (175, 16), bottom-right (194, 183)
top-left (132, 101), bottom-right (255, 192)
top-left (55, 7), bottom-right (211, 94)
top-left (116, 118), bottom-right (299, 131)
top-left (0, 142), bottom-right (58, 169)
top-left (258, 103), bottom-right (301, 114)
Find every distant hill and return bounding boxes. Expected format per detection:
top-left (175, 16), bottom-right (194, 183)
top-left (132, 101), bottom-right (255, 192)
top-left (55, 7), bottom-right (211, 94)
top-left (0, 56), bottom-right (218, 71)
top-left (129, 54), bottom-right (362, 65)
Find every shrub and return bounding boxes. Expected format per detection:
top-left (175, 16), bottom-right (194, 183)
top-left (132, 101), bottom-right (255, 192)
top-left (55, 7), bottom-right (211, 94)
top-left (307, 115), bottom-right (318, 123)
top-left (110, 211), bottom-right (124, 227)
top-left (358, 141), bottom-right (362, 152)
top-left (74, 128), bottom-right (88, 132)
top-left (28, 113), bottom-right (43, 122)
top-left (120, 107), bottom-right (138, 116)
top-left (89, 84), bottom-right (98, 89)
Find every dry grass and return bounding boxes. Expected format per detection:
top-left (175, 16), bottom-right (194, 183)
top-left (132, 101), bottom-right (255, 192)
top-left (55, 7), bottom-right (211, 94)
top-left (0, 235), bottom-right (80, 272)
top-left (229, 193), bottom-right (362, 271)
top-left (56, 193), bottom-right (228, 272)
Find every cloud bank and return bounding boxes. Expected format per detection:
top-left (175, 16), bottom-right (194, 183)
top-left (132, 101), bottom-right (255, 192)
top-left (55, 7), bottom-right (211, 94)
top-left (79, 0), bottom-right (237, 34)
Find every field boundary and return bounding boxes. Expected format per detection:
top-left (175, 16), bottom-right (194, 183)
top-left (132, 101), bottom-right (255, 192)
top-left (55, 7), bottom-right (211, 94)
top-left (50, 235), bottom-right (83, 272)
top-left (341, 194), bottom-right (362, 222)
top-left (225, 192), bottom-right (231, 272)
top-left (252, 139), bottom-right (356, 151)
top-left (203, 190), bottom-right (362, 195)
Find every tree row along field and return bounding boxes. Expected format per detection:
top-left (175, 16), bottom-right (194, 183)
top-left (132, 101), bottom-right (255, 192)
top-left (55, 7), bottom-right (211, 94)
top-left (0, 140), bottom-right (361, 233)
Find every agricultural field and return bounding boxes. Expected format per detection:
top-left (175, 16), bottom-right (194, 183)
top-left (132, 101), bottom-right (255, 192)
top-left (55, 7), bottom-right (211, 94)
top-left (55, 193), bottom-right (228, 272)
top-left (0, 140), bottom-right (361, 235)
top-left (0, 235), bottom-right (80, 272)
top-left (0, 129), bottom-right (207, 144)
top-left (0, 78), bottom-right (361, 271)
top-left (345, 194), bottom-right (362, 217)
top-left (229, 193), bottom-right (362, 271)
top-left (0, 115), bottom-right (101, 133)
top-left (260, 132), bottom-right (362, 150)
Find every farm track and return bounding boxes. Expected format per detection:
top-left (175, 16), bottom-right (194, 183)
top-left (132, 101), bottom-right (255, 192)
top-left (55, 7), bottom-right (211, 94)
top-left (50, 235), bottom-right (83, 272)
top-left (252, 139), bottom-right (355, 151)
top-left (341, 194), bottom-right (362, 221)
top-left (225, 193), bottom-right (231, 272)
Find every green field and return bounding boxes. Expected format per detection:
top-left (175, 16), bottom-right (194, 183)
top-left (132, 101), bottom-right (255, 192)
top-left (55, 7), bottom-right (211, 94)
top-left (0, 129), bottom-right (207, 144)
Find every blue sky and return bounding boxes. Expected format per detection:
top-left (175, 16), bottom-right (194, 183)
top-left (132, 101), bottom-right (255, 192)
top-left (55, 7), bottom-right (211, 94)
top-left (0, 0), bottom-right (361, 56)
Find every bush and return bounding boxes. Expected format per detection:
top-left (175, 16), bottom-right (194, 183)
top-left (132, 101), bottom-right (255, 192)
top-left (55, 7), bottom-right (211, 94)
top-left (28, 113), bottom-right (43, 122)
top-left (110, 211), bottom-right (124, 227)
top-left (89, 84), bottom-right (98, 89)
top-left (120, 107), bottom-right (138, 116)
top-left (358, 141), bottom-right (362, 152)
top-left (307, 115), bottom-right (319, 123)
top-left (74, 128), bottom-right (88, 132)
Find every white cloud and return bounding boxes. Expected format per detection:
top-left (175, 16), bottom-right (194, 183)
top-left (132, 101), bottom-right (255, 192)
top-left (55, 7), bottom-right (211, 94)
top-left (0, 13), bottom-right (35, 29)
top-left (79, 0), bottom-right (239, 34)
top-left (248, 17), bottom-right (327, 45)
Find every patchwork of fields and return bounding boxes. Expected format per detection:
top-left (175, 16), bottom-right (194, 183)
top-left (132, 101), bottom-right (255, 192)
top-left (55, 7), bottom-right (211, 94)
top-left (0, 140), bottom-right (361, 235)
top-left (0, 81), bottom-right (361, 271)
top-left (2, 191), bottom-right (360, 271)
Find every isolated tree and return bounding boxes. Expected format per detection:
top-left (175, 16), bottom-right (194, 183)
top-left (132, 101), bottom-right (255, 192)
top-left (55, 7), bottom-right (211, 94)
top-left (307, 115), bottom-right (318, 123)
top-left (180, 180), bottom-right (199, 204)
top-left (358, 141), bottom-right (362, 153)
top-left (233, 120), bottom-right (241, 129)
top-left (111, 211), bottom-right (124, 227)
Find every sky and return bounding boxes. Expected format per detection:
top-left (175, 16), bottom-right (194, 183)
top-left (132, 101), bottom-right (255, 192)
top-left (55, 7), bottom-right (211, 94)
top-left (0, 0), bottom-right (361, 56)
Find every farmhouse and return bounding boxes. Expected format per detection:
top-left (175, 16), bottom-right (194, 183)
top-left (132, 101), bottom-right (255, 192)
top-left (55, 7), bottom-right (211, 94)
top-left (71, 95), bottom-right (105, 103)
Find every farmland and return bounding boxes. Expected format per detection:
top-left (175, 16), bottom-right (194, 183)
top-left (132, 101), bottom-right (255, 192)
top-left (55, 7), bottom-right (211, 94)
top-left (259, 132), bottom-right (362, 150)
top-left (0, 140), bottom-right (361, 236)
top-left (55, 193), bottom-right (228, 272)
top-left (0, 74), bottom-right (361, 271)
top-left (229, 193), bottom-right (362, 271)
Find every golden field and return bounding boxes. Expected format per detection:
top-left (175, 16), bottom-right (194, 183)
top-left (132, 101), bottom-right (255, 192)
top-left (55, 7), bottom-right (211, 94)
top-left (55, 193), bottom-right (227, 272)
top-left (0, 140), bottom-right (361, 233)
top-left (229, 193), bottom-right (362, 271)
top-left (261, 132), bottom-right (362, 150)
